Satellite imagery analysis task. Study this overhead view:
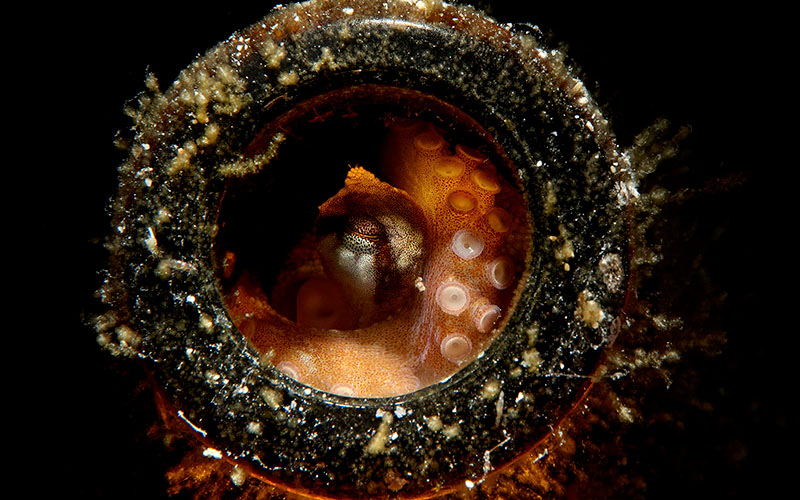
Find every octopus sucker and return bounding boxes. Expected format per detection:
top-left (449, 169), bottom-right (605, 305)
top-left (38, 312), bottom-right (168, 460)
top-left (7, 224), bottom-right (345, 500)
top-left (440, 333), bottom-right (473, 364)
top-left (223, 119), bottom-right (528, 398)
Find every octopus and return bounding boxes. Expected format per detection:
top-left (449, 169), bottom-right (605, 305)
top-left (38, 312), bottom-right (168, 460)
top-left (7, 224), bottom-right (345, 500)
top-left (224, 119), bottom-right (528, 397)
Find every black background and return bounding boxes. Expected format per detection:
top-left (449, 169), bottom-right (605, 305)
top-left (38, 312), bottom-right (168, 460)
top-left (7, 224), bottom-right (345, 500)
top-left (27, 2), bottom-right (781, 498)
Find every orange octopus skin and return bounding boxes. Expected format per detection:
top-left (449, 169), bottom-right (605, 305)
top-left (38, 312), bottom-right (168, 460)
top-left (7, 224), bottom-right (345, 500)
top-left (225, 120), bottom-right (528, 397)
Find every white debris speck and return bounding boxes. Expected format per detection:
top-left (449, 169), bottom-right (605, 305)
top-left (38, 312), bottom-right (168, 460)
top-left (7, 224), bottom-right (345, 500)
top-left (178, 410), bottom-right (207, 437)
top-left (155, 208), bottom-right (171, 224)
top-left (618, 404), bottom-right (634, 423)
top-left (365, 410), bottom-right (394, 454)
top-left (96, 332), bottom-right (111, 347)
top-left (554, 228), bottom-right (574, 261)
top-left (576, 290), bottom-right (605, 329)
top-left (480, 379), bottom-right (501, 399)
top-left (465, 480), bottom-right (475, 489)
top-left (246, 421), bottom-right (263, 435)
top-left (114, 324), bottom-right (140, 348)
top-left (186, 295), bottom-right (196, 304)
top-left (311, 47), bottom-right (339, 72)
top-left (442, 423), bottom-right (461, 439)
top-left (203, 447), bottom-right (223, 459)
top-left (425, 415), bottom-right (443, 431)
top-left (495, 391), bottom-right (505, 426)
top-left (259, 38), bottom-right (287, 68)
top-left (414, 276), bottom-right (426, 292)
top-left (230, 466), bottom-right (247, 487)
top-left (144, 177), bottom-right (152, 187)
top-left (526, 324), bottom-right (539, 345)
top-left (394, 406), bottom-right (408, 418)
top-left (155, 258), bottom-right (197, 279)
top-left (521, 348), bottom-right (542, 372)
top-left (342, 6), bottom-right (354, 14)
top-left (278, 71), bottom-right (299, 86)
top-left (260, 387), bottom-right (282, 409)
top-left (615, 179), bottom-right (640, 206)
top-left (599, 253), bottom-right (623, 292)
top-left (199, 314), bottom-right (214, 332)
top-left (144, 227), bottom-right (158, 253)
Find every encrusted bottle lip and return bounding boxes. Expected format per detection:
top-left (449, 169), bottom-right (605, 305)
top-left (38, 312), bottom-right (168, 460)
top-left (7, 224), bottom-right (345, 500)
top-left (97, 1), bottom-right (632, 497)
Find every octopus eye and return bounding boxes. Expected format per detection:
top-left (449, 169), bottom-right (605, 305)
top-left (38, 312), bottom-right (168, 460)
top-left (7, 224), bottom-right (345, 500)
top-left (96, 1), bottom-right (640, 498)
top-left (341, 228), bottom-right (379, 253)
top-left (317, 214), bottom-right (381, 253)
top-left (341, 216), bottom-right (381, 253)
top-left (346, 215), bottom-right (381, 240)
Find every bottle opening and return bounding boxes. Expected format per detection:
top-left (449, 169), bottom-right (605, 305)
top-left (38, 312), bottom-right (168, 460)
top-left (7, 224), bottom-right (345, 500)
top-left (216, 85), bottom-right (531, 397)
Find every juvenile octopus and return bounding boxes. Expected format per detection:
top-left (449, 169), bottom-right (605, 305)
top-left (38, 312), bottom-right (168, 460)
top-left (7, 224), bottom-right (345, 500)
top-left (225, 120), bottom-right (528, 397)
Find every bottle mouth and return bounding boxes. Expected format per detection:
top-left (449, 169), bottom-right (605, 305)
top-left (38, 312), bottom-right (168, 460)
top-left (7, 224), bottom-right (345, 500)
top-left (97, 2), bottom-right (631, 498)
